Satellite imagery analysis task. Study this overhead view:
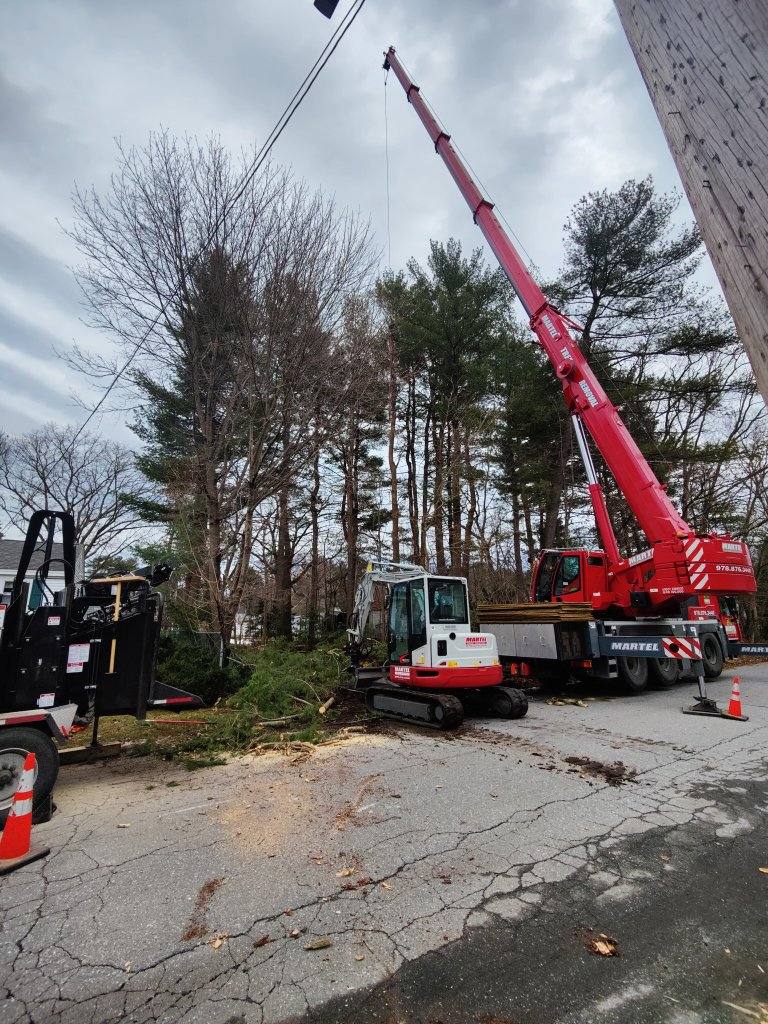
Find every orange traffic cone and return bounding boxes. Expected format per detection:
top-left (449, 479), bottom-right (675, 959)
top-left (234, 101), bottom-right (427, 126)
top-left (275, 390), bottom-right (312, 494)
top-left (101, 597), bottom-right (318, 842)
top-left (0, 753), bottom-right (50, 875)
top-left (724, 675), bottom-right (749, 722)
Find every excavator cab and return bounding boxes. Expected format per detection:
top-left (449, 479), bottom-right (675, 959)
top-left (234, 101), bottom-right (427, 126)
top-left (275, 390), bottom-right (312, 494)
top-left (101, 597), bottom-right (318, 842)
top-left (531, 549), bottom-right (608, 605)
top-left (386, 574), bottom-right (500, 687)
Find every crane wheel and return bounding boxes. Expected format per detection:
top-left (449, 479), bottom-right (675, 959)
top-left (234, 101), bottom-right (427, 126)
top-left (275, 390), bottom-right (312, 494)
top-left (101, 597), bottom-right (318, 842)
top-left (701, 634), bottom-right (724, 679)
top-left (649, 658), bottom-right (680, 689)
top-left (489, 686), bottom-right (529, 719)
top-left (0, 727), bottom-right (59, 826)
top-left (617, 656), bottom-right (648, 694)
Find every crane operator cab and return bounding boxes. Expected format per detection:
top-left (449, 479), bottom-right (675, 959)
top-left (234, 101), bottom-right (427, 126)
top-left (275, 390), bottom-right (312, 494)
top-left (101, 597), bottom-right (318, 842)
top-left (387, 573), bottom-right (503, 689)
top-left (532, 549), bottom-right (609, 607)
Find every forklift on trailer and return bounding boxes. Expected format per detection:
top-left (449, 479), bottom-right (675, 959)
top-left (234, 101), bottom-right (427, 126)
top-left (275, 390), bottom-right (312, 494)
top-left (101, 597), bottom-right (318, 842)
top-left (0, 509), bottom-right (202, 823)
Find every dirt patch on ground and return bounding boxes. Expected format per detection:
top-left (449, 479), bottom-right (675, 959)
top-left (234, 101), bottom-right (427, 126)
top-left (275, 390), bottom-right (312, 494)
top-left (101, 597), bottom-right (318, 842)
top-left (182, 876), bottom-right (225, 941)
top-left (449, 725), bottom-right (555, 756)
top-left (564, 756), bottom-right (638, 787)
top-left (333, 773), bottom-right (386, 831)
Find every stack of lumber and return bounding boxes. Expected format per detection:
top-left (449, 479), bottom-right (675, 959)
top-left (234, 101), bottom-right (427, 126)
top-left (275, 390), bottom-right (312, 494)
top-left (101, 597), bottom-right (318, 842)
top-left (477, 602), bottom-right (594, 624)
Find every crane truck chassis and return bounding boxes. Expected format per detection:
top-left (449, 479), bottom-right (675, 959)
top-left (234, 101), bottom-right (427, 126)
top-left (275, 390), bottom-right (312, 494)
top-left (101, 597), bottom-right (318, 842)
top-left (0, 510), bottom-right (202, 823)
top-left (347, 561), bottom-right (528, 729)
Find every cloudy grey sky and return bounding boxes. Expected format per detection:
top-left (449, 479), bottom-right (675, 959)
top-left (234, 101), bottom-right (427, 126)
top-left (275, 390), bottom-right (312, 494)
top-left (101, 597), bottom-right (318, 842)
top-left (0, 0), bottom-right (720, 438)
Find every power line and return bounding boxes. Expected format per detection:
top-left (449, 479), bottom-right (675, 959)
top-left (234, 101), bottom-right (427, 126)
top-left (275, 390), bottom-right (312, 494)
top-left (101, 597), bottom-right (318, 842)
top-left (69, 0), bottom-right (368, 446)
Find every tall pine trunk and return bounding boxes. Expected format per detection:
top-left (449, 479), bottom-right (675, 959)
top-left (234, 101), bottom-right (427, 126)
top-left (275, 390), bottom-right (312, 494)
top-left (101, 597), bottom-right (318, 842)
top-left (462, 428), bottom-right (476, 575)
top-left (387, 328), bottom-right (400, 562)
top-left (405, 374), bottom-right (420, 562)
top-left (307, 436), bottom-right (321, 646)
top-left (432, 417), bottom-right (447, 571)
top-left (420, 405), bottom-right (431, 566)
top-left (274, 416), bottom-right (293, 639)
top-left (542, 417), bottom-right (572, 548)
top-left (448, 418), bottom-right (463, 571)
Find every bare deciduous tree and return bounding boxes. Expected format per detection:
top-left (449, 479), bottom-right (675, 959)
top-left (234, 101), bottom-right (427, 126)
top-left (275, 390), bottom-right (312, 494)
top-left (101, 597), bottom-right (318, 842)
top-left (69, 133), bottom-right (377, 653)
top-left (0, 425), bottom-right (150, 563)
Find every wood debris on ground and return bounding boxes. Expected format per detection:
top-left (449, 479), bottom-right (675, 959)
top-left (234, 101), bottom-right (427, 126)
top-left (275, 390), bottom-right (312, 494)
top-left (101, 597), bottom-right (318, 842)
top-left (582, 929), bottom-right (620, 957)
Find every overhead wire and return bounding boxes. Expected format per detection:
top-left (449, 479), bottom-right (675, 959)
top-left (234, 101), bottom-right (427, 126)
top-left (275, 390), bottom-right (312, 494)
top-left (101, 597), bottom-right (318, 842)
top-left (67, 0), bottom-right (369, 448)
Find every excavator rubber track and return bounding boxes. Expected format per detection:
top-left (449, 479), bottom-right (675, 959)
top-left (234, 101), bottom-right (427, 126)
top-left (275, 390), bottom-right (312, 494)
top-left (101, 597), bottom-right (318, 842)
top-left (364, 685), bottom-right (464, 730)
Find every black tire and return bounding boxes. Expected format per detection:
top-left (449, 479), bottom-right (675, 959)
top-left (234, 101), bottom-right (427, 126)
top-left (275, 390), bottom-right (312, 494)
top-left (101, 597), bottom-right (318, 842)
top-left (0, 727), bottom-right (59, 825)
top-left (617, 656), bottom-right (649, 694)
top-left (701, 634), bottom-right (724, 679)
top-left (489, 686), bottom-right (529, 719)
top-left (648, 658), bottom-right (680, 689)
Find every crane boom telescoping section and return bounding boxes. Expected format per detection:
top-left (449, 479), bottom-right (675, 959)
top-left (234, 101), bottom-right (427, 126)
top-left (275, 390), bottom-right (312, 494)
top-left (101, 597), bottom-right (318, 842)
top-left (384, 46), bottom-right (756, 616)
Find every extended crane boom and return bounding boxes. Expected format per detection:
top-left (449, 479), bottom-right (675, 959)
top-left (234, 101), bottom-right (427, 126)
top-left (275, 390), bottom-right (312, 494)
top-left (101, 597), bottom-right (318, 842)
top-left (384, 46), bottom-right (756, 617)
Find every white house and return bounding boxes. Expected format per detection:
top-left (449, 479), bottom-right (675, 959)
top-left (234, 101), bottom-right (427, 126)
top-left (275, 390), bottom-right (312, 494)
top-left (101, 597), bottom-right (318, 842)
top-left (0, 539), bottom-right (85, 609)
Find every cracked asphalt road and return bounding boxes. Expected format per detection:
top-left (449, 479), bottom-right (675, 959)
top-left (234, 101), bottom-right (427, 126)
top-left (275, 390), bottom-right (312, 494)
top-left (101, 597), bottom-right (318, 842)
top-left (1, 666), bottom-right (767, 1024)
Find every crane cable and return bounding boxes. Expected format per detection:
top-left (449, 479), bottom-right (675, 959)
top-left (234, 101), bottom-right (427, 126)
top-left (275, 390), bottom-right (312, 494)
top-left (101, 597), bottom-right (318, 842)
top-left (384, 69), bottom-right (392, 268)
top-left (67, 0), bottom-right (369, 449)
top-left (387, 56), bottom-right (678, 487)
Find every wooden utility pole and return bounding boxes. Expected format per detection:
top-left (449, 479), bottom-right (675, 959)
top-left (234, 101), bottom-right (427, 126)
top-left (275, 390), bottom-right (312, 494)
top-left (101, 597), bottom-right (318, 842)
top-left (614, 0), bottom-right (768, 406)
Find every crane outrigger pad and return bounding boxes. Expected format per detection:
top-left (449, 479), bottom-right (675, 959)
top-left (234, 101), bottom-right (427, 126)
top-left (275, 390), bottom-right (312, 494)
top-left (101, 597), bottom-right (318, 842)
top-left (682, 674), bottom-right (748, 720)
top-left (364, 685), bottom-right (464, 730)
top-left (683, 698), bottom-right (734, 718)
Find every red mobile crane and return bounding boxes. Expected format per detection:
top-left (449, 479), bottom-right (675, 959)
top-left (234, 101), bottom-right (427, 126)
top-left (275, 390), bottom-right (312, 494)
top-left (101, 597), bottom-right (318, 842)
top-left (384, 47), bottom-right (762, 688)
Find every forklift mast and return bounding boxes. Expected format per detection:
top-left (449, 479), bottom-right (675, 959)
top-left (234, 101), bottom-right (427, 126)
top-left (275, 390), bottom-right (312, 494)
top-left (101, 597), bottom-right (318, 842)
top-left (0, 509), bottom-right (201, 719)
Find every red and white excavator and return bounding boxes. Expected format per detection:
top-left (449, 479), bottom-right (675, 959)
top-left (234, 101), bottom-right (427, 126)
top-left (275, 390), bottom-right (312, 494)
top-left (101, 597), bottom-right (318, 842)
top-left (384, 47), bottom-right (766, 691)
top-left (347, 560), bottom-right (528, 729)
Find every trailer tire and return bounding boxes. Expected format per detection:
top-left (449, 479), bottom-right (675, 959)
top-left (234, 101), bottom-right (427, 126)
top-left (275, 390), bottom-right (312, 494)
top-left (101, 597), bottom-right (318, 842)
top-left (617, 656), bottom-right (648, 694)
top-left (0, 728), bottom-right (59, 826)
top-left (649, 658), bottom-right (680, 689)
top-left (701, 634), bottom-right (724, 679)
top-left (489, 686), bottom-right (529, 719)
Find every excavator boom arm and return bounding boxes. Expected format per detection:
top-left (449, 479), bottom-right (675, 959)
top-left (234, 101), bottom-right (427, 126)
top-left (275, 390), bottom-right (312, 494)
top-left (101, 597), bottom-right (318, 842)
top-left (347, 561), bottom-right (425, 647)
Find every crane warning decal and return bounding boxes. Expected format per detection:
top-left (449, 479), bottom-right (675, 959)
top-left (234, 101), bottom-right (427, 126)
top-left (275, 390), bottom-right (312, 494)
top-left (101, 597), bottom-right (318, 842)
top-left (662, 636), bottom-right (702, 660)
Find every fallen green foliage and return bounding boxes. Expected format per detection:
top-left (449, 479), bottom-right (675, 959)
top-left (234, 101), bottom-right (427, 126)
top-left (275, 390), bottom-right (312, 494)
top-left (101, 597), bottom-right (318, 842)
top-left (229, 639), bottom-right (345, 719)
top-left (155, 631), bottom-right (249, 704)
top-left (89, 638), bottom-right (357, 767)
